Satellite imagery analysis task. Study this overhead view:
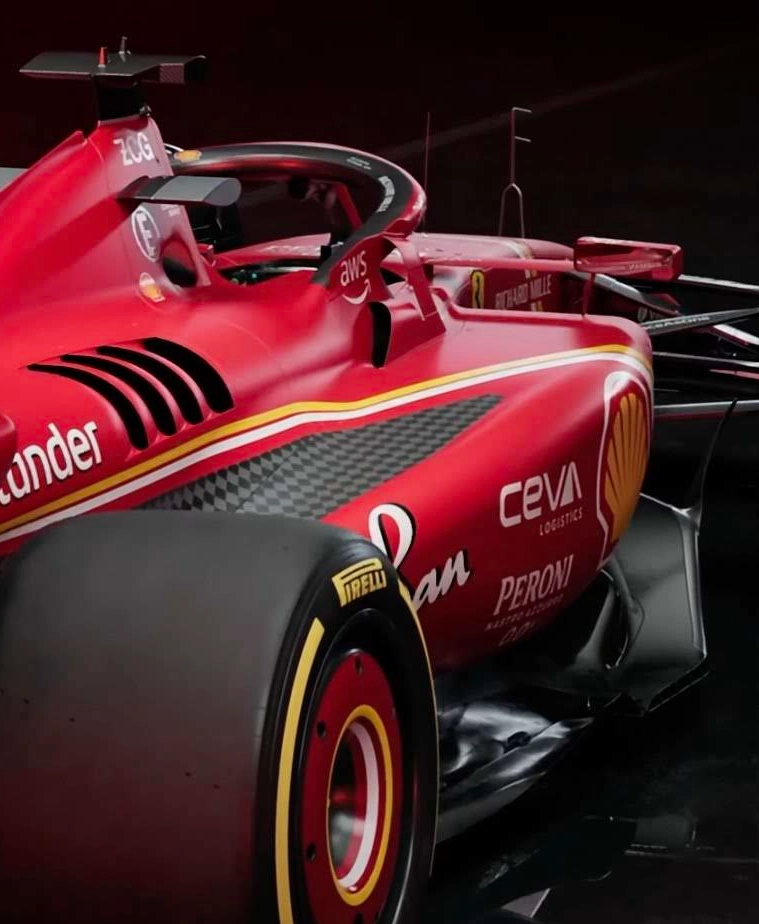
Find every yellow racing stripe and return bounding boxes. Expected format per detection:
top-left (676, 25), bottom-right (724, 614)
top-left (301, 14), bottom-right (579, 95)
top-left (0, 343), bottom-right (650, 537)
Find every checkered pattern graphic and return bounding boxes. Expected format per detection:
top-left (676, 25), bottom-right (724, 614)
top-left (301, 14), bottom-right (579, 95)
top-left (145, 395), bottom-right (500, 518)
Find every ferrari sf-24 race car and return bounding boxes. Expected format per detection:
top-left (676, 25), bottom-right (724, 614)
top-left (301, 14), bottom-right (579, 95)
top-left (1, 49), bottom-right (756, 924)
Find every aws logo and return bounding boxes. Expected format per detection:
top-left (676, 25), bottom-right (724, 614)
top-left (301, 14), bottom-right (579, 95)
top-left (339, 250), bottom-right (369, 304)
top-left (596, 372), bottom-right (651, 562)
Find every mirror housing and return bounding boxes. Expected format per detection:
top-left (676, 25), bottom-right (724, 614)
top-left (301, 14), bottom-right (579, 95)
top-left (574, 237), bottom-right (683, 281)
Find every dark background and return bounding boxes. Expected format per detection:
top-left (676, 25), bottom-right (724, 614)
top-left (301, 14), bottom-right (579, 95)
top-left (2, 10), bottom-right (757, 922)
top-left (2, 10), bottom-right (755, 276)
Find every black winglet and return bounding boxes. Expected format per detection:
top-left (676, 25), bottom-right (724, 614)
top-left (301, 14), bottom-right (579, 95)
top-left (20, 48), bottom-right (208, 120)
top-left (20, 51), bottom-right (207, 85)
top-left (643, 305), bottom-right (759, 335)
top-left (119, 175), bottom-right (241, 209)
top-left (682, 399), bottom-right (737, 524)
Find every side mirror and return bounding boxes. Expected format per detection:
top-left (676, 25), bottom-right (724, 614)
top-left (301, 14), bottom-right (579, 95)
top-left (573, 237), bottom-right (683, 281)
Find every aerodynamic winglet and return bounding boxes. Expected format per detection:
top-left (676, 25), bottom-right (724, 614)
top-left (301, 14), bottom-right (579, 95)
top-left (643, 305), bottom-right (759, 335)
top-left (20, 51), bottom-right (207, 85)
top-left (119, 174), bottom-right (241, 209)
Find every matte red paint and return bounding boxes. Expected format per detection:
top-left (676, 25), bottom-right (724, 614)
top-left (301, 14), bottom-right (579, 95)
top-left (0, 109), bottom-right (657, 672)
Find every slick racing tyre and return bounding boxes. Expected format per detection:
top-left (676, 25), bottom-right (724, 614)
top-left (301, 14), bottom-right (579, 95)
top-left (0, 511), bottom-right (438, 924)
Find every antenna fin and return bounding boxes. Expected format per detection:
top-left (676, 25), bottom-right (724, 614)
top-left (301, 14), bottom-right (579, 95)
top-left (497, 106), bottom-right (531, 237)
top-left (421, 110), bottom-right (431, 231)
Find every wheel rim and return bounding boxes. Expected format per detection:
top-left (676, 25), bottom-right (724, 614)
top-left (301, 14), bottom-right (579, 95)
top-left (301, 650), bottom-right (402, 923)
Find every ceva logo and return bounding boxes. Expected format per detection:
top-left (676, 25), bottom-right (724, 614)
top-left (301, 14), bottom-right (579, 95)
top-left (500, 461), bottom-right (582, 528)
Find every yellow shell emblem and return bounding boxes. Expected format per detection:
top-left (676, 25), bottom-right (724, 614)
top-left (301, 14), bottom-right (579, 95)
top-left (603, 391), bottom-right (648, 543)
top-left (174, 149), bottom-right (203, 163)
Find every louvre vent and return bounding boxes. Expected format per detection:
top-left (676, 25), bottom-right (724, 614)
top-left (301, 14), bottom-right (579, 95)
top-left (29, 340), bottom-right (233, 450)
top-left (96, 346), bottom-right (204, 424)
top-left (60, 353), bottom-right (177, 436)
top-left (29, 363), bottom-right (150, 449)
top-left (142, 338), bottom-right (234, 413)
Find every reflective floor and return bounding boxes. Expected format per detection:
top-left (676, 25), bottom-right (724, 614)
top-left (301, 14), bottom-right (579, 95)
top-left (424, 461), bottom-right (759, 923)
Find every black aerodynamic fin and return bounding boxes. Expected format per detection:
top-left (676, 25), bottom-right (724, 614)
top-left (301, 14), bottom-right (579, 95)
top-left (119, 175), bottom-right (241, 209)
top-left (680, 399), bottom-right (737, 519)
top-left (603, 497), bottom-right (706, 712)
top-left (20, 50), bottom-right (207, 84)
top-left (643, 305), bottom-right (759, 335)
top-left (634, 273), bottom-right (759, 299)
top-left (20, 44), bottom-right (207, 119)
top-left (504, 407), bottom-right (735, 714)
top-left (484, 497), bottom-right (708, 715)
top-left (427, 410), bottom-right (734, 841)
top-left (653, 352), bottom-right (759, 427)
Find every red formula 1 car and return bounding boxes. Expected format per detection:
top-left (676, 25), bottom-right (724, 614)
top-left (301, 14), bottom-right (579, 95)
top-left (0, 50), bottom-right (735, 924)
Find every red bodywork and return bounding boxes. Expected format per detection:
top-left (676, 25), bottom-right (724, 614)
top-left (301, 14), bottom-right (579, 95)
top-left (0, 112), bottom-right (655, 673)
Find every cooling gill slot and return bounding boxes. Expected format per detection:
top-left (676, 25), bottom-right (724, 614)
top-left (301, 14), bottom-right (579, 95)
top-left (60, 354), bottom-right (177, 436)
top-left (96, 345), bottom-right (204, 424)
top-left (28, 364), bottom-right (149, 450)
top-left (142, 338), bottom-right (234, 413)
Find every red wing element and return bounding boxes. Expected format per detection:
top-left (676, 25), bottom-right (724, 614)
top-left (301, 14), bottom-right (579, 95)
top-left (574, 237), bottom-right (683, 281)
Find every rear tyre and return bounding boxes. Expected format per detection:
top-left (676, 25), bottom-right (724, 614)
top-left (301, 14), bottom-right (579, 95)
top-left (0, 511), bottom-right (437, 923)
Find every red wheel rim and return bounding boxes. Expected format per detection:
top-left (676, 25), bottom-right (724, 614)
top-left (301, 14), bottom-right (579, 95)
top-left (300, 651), bottom-right (402, 924)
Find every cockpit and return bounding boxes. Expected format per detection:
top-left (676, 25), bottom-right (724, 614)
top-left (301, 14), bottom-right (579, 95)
top-left (171, 142), bottom-right (426, 294)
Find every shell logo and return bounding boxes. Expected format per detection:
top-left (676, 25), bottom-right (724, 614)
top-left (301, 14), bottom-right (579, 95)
top-left (597, 371), bottom-right (652, 562)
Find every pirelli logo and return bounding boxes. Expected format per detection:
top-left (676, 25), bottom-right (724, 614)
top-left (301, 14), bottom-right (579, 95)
top-left (332, 558), bottom-right (388, 607)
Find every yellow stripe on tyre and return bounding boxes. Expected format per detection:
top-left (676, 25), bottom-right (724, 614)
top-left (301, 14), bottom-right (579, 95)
top-left (275, 618), bottom-right (325, 924)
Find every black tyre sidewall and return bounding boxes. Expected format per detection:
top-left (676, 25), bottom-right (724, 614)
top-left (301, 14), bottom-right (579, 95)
top-left (0, 512), bottom-right (436, 923)
top-left (254, 538), bottom-right (437, 924)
